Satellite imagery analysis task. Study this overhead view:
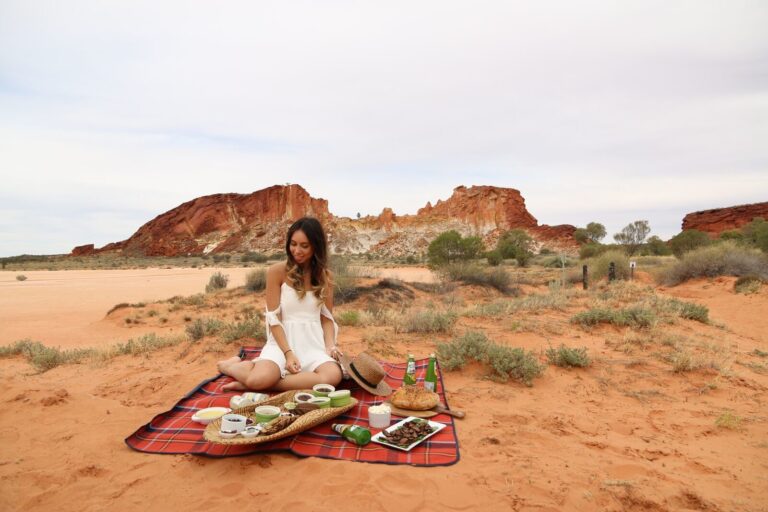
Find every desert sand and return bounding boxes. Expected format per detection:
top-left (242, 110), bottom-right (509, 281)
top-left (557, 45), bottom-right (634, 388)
top-left (0, 268), bottom-right (766, 511)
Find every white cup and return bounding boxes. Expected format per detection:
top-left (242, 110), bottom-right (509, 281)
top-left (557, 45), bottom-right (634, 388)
top-left (221, 413), bottom-right (248, 432)
top-left (368, 407), bottom-right (392, 429)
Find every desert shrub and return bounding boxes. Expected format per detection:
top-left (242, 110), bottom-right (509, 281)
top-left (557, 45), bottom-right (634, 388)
top-left (241, 251), bottom-right (268, 263)
top-left (337, 310), bottom-right (361, 326)
top-left (674, 301), bottom-right (709, 323)
top-left (715, 410), bottom-right (742, 429)
top-left (0, 339), bottom-right (96, 372)
top-left (483, 343), bottom-right (544, 385)
top-left (539, 254), bottom-right (577, 268)
top-left (741, 217), bottom-right (768, 253)
top-left (439, 263), bottom-right (515, 294)
top-left (668, 230), bottom-right (711, 258)
top-left (110, 333), bottom-right (184, 357)
top-left (436, 331), bottom-right (490, 370)
top-left (205, 272), bottom-right (229, 293)
top-left (584, 250), bottom-right (631, 281)
top-left (436, 331), bottom-right (544, 386)
top-left (497, 229), bottom-right (534, 267)
top-left (245, 269), bottom-right (267, 292)
top-left (220, 316), bottom-right (263, 342)
top-left (546, 345), bottom-right (591, 367)
top-left (185, 318), bottom-right (225, 341)
top-left (330, 255), bottom-right (360, 303)
top-left (427, 230), bottom-right (483, 266)
top-left (486, 250), bottom-right (503, 266)
top-left (410, 281), bottom-right (456, 294)
top-left (16, 274), bottom-right (27, 281)
top-left (395, 309), bottom-right (457, 333)
top-left (734, 275), bottom-right (763, 294)
top-left (657, 241), bottom-right (768, 286)
top-left (644, 236), bottom-right (672, 256)
top-left (579, 243), bottom-right (611, 259)
top-left (571, 306), bottom-right (656, 329)
top-left (574, 222), bottom-right (607, 244)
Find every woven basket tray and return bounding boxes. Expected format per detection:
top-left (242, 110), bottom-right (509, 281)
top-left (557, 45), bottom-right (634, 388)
top-left (204, 389), bottom-right (358, 445)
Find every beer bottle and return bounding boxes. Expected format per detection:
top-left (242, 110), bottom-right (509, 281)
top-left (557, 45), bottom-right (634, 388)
top-left (403, 353), bottom-right (417, 386)
top-left (331, 424), bottom-right (371, 446)
top-left (424, 353), bottom-right (438, 392)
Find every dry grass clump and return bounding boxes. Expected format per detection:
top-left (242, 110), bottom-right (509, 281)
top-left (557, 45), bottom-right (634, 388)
top-left (546, 345), bottom-right (591, 367)
top-left (734, 275), bottom-right (763, 294)
top-left (16, 274), bottom-right (27, 281)
top-left (438, 263), bottom-right (517, 295)
top-left (394, 309), bottom-right (457, 333)
top-left (715, 410), bottom-right (742, 430)
top-left (436, 331), bottom-right (544, 386)
top-left (0, 334), bottom-right (186, 372)
top-left (657, 241), bottom-right (768, 286)
top-left (245, 269), bottom-right (267, 292)
top-left (572, 306), bottom-right (657, 329)
top-left (337, 310), bottom-right (362, 326)
top-left (220, 315), bottom-right (264, 342)
top-left (463, 291), bottom-right (570, 318)
top-left (185, 318), bottom-right (226, 341)
top-left (205, 271), bottom-right (229, 293)
top-left (583, 250), bottom-right (631, 281)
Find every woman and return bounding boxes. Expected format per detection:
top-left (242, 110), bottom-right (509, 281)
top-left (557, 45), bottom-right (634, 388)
top-left (217, 217), bottom-right (343, 391)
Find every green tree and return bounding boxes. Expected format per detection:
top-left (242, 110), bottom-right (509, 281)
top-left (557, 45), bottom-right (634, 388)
top-left (742, 217), bottom-right (768, 253)
top-left (645, 235), bottom-right (672, 256)
top-left (613, 220), bottom-right (651, 256)
top-left (574, 222), bottom-right (607, 244)
top-left (427, 231), bottom-right (483, 266)
top-left (497, 229), bottom-right (534, 267)
top-left (668, 230), bottom-right (710, 258)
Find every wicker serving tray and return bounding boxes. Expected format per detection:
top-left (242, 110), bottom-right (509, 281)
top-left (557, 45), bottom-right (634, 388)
top-left (203, 389), bottom-right (358, 445)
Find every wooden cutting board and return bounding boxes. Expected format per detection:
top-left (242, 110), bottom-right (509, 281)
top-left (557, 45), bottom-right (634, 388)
top-left (385, 402), bottom-right (465, 419)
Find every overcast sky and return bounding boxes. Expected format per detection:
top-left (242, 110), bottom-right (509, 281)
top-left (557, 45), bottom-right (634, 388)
top-left (1, 1), bottom-right (766, 257)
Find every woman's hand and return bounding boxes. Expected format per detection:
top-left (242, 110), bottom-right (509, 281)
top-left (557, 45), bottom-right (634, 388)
top-left (285, 351), bottom-right (301, 374)
top-left (325, 344), bottom-right (342, 361)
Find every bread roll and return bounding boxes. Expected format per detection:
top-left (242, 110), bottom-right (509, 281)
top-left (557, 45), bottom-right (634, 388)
top-left (390, 385), bottom-right (439, 411)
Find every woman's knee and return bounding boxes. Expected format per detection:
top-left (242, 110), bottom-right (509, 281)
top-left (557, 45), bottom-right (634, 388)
top-left (245, 363), bottom-right (281, 390)
top-left (316, 362), bottom-right (342, 386)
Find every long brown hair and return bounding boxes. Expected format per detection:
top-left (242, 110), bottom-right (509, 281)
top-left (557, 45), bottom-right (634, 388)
top-left (284, 217), bottom-right (331, 301)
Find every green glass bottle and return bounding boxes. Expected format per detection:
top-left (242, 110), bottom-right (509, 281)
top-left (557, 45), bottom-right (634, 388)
top-left (424, 353), bottom-right (437, 392)
top-left (332, 424), bottom-right (372, 446)
top-left (403, 353), bottom-right (417, 386)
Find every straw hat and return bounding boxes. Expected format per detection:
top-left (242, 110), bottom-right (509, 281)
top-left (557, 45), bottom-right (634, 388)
top-left (339, 352), bottom-right (392, 396)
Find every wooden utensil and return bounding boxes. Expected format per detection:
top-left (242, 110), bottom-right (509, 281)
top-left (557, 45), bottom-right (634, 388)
top-left (385, 402), bottom-right (465, 419)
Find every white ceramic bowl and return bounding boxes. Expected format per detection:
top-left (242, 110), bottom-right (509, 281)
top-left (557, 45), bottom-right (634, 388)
top-left (191, 407), bottom-right (231, 425)
top-left (240, 426), bottom-right (260, 438)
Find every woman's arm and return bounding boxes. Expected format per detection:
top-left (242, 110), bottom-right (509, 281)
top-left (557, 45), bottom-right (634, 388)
top-left (320, 271), bottom-right (340, 358)
top-left (266, 263), bottom-right (300, 372)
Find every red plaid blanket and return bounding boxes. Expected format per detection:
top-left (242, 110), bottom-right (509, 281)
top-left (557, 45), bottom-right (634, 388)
top-left (125, 348), bottom-right (460, 466)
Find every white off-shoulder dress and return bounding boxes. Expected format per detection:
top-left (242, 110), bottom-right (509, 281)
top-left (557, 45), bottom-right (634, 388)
top-left (257, 282), bottom-right (339, 377)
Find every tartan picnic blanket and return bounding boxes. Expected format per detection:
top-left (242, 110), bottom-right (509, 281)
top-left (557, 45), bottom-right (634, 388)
top-left (125, 348), bottom-right (460, 466)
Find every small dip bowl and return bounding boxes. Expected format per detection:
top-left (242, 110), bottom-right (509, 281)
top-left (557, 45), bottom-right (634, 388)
top-left (254, 405), bottom-right (281, 423)
top-left (308, 397), bottom-right (331, 409)
top-left (294, 392), bottom-right (315, 403)
top-left (328, 389), bottom-right (351, 407)
top-left (283, 402), bottom-right (297, 412)
top-left (240, 426), bottom-right (260, 438)
top-left (219, 429), bottom-right (239, 439)
top-left (312, 384), bottom-right (335, 397)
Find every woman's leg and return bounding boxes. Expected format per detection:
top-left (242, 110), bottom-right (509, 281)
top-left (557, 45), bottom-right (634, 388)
top-left (272, 361), bottom-right (342, 391)
top-left (221, 360), bottom-right (282, 391)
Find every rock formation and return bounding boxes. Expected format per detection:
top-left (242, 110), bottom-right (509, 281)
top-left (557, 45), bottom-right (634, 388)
top-left (681, 201), bottom-right (768, 237)
top-left (74, 184), bottom-right (577, 257)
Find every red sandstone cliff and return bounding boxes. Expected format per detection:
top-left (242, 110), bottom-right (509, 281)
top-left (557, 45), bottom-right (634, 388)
top-left (74, 184), bottom-right (576, 257)
top-left (682, 202), bottom-right (768, 237)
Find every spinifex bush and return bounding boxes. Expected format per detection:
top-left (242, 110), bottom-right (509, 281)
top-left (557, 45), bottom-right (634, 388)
top-left (337, 310), bottom-right (362, 326)
top-left (583, 250), bottom-right (631, 281)
top-left (571, 306), bottom-right (656, 329)
top-left (220, 316), bottom-right (263, 342)
top-left (734, 275), bottom-right (763, 294)
top-left (395, 309), bottom-right (457, 333)
top-left (245, 269), bottom-right (267, 292)
top-left (185, 318), bottom-right (225, 341)
top-left (439, 263), bottom-right (515, 294)
top-left (205, 271), bottom-right (229, 293)
top-left (658, 241), bottom-right (768, 286)
top-left (546, 344), bottom-right (591, 367)
top-left (436, 331), bottom-right (544, 386)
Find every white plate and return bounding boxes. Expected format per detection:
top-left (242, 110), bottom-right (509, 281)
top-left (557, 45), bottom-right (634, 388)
top-left (371, 416), bottom-right (446, 452)
top-left (191, 407), bottom-right (231, 424)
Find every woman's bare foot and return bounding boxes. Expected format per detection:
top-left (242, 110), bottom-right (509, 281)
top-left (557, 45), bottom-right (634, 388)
top-left (221, 380), bottom-right (248, 392)
top-left (217, 356), bottom-right (241, 374)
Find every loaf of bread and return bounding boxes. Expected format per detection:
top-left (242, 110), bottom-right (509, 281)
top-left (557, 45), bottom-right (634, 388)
top-left (390, 385), bottom-right (439, 411)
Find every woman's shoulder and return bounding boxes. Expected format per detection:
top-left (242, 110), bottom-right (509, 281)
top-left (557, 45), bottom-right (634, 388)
top-left (267, 261), bottom-right (288, 277)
